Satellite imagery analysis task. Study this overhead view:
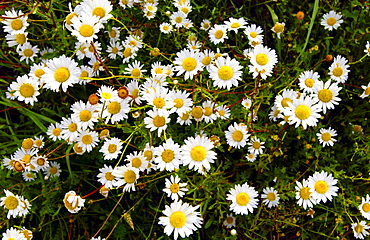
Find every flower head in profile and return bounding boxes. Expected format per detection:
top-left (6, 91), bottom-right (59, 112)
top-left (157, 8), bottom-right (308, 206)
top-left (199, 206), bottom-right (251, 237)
top-left (360, 82), bottom-right (370, 99)
top-left (271, 22), bottom-right (285, 39)
top-left (63, 190), bottom-right (85, 214)
top-left (295, 179), bottom-right (316, 210)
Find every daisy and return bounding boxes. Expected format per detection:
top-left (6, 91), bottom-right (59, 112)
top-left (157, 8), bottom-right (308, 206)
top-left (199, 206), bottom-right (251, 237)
top-left (215, 105), bottom-right (230, 119)
top-left (41, 55), bottom-right (81, 92)
top-left (60, 117), bottom-right (80, 142)
top-left (307, 171), bottom-right (339, 203)
top-left (158, 200), bottom-right (203, 240)
top-left (199, 49), bottom-right (215, 71)
top-left (274, 89), bottom-right (298, 111)
top-left (125, 151), bottom-right (147, 172)
top-left (99, 137), bottom-right (123, 160)
top-left (17, 42), bottom-right (39, 64)
top-left (122, 44), bottom-right (138, 63)
top-left (248, 44), bottom-right (278, 80)
top-left (153, 138), bottom-right (182, 172)
top-left (200, 19), bottom-right (211, 30)
top-left (209, 24), bottom-right (228, 44)
top-left (1, 227), bottom-right (25, 240)
top-left (364, 41), bottom-right (370, 56)
top-left (70, 15), bottom-right (103, 43)
top-left (181, 135), bottom-right (217, 174)
top-left (21, 138), bottom-right (34, 151)
top-left (73, 143), bottom-right (86, 155)
top-left (143, 87), bottom-right (174, 110)
top-left (29, 62), bottom-right (46, 82)
top-left (295, 179), bottom-right (316, 210)
top-left (271, 22), bottom-right (285, 39)
top-left (298, 70), bottom-right (320, 94)
top-left (169, 90), bottom-right (193, 115)
top-left (328, 55), bottom-right (350, 83)
top-left (224, 17), bottom-right (247, 33)
top-left (78, 65), bottom-right (94, 84)
top-left (76, 130), bottom-right (99, 153)
top-left (187, 40), bottom-right (201, 52)
top-left (119, 0), bottom-right (134, 8)
top-left (177, 112), bottom-right (192, 125)
top-left (30, 155), bottom-right (49, 172)
top-left (177, 2), bottom-right (192, 15)
top-left (143, 3), bottom-right (157, 19)
top-left (151, 62), bottom-right (166, 76)
top-left (225, 122), bottom-right (250, 149)
top-left (70, 100), bottom-right (100, 130)
top-left (321, 10), bottom-right (343, 31)
top-left (171, 11), bottom-right (187, 28)
top-left (248, 136), bottom-right (265, 155)
top-left (22, 171), bottom-right (36, 181)
top-left (44, 161), bottom-right (62, 178)
top-left (261, 187), bottom-right (280, 208)
top-left (268, 104), bottom-right (283, 122)
top-left (33, 135), bottom-right (44, 149)
top-left (359, 195), bottom-right (370, 220)
top-left (106, 26), bottom-right (121, 41)
top-left (125, 60), bottom-right (147, 79)
top-left (112, 165), bottom-right (140, 192)
top-left (81, 0), bottom-right (113, 23)
top-left (97, 164), bottom-right (118, 189)
top-left (209, 56), bottom-right (243, 90)
top-left (312, 80), bottom-right (342, 114)
top-left (63, 190), bottom-right (85, 214)
top-left (245, 152), bottom-right (257, 162)
top-left (223, 214), bottom-right (236, 229)
top-left (159, 22), bottom-right (173, 34)
top-left (102, 98), bottom-right (130, 124)
top-left (316, 127), bottom-right (337, 147)
top-left (9, 75), bottom-right (40, 106)
top-left (244, 24), bottom-right (264, 47)
top-left (127, 80), bottom-right (143, 105)
top-left (0, 190), bottom-right (24, 219)
top-left (144, 109), bottom-right (170, 137)
top-left (173, 49), bottom-right (202, 80)
top-left (6, 32), bottom-right (28, 49)
top-left (241, 98), bottom-right (252, 110)
top-left (1, 8), bottom-right (29, 35)
top-left (202, 100), bottom-right (217, 123)
top-left (46, 122), bottom-right (63, 141)
top-left (360, 82), bottom-right (370, 98)
top-left (107, 40), bottom-right (123, 59)
top-left (124, 35), bottom-right (143, 50)
top-left (351, 221), bottom-right (370, 239)
top-left (18, 196), bottom-right (31, 217)
top-left (226, 182), bottom-right (259, 215)
top-left (163, 175), bottom-right (188, 201)
top-left (85, 41), bottom-right (102, 59)
top-left (283, 94), bottom-right (321, 130)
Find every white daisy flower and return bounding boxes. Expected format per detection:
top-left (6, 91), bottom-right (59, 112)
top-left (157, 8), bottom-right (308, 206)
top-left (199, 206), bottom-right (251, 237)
top-left (177, 112), bottom-right (192, 125)
top-left (107, 40), bottom-right (123, 59)
top-left (307, 171), bottom-right (339, 203)
top-left (170, 11), bottom-right (187, 28)
top-left (0, 190), bottom-right (24, 219)
top-left (225, 122), bottom-right (250, 149)
top-left (316, 127), bottom-right (337, 147)
top-left (125, 60), bottom-right (147, 79)
top-left (321, 10), bottom-right (343, 31)
top-left (295, 179), bottom-right (317, 210)
top-left (144, 109), bottom-right (170, 137)
top-left (44, 161), bottom-right (62, 178)
top-left (33, 135), bottom-right (45, 149)
top-left (125, 151), bottom-right (147, 172)
top-left (9, 75), bottom-right (40, 106)
top-left (22, 171), bottom-right (36, 181)
top-left (312, 80), bottom-right (342, 114)
top-left (283, 94), bottom-right (321, 130)
top-left (208, 24), bottom-right (228, 44)
top-left (124, 35), bottom-right (143, 50)
top-left (70, 14), bottom-right (103, 43)
top-left (364, 41), bottom-right (370, 56)
top-left (102, 98), bottom-right (130, 124)
top-left (99, 137), bottom-right (123, 160)
top-left (177, 3), bottom-right (192, 15)
top-left (17, 42), bottom-right (39, 64)
top-left (187, 40), bottom-right (201, 52)
top-left (5, 32), bottom-right (28, 48)
top-left (224, 17), bottom-right (247, 33)
top-left (268, 104), bottom-right (283, 122)
top-left (30, 155), bottom-right (49, 172)
top-left (64, 2), bottom-right (82, 31)
top-left (29, 62), bottom-right (46, 82)
top-left (42, 55), bottom-right (81, 92)
top-left (358, 194), bottom-right (370, 220)
top-left (46, 122), bottom-right (63, 141)
top-left (70, 100), bottom-right (100, 130)
top-left (159, 22), bottom-right (173, 34)
top-left (153, 138), bottom-right (182, 172)
top-left (78, 65), bottom-right (94, 85)
top-left (60, 117), bottom-right (80, 143)
top-left (143, 3), bottom-right (157, 19)
top-left (248, 136), bottom-right (265, 155)
top-left (85, 41), bottom-right (102, 59)
top-left (81, 0), bottom-right (113, 23)
top-left (199, 49), bottom-right (215, 71)
top-left (328, 55), bottom-right (350, 83)
top-left (248, 44), bottom-right (278, 80)
top-left (1, 8), bottom-right (29, 35)
top-left (223, 213), bottom-right (236, 228)
top-left (127, 80), bottom-right (143, 105)
top-left (18, 195), bottom-right (31, 217)
top-left (143, 87), bottom-right (174, 110)
top-left (244, 24), bottom-right (264, 47)
top-left (227, 182), bottom-right (259, 215)
top-left (241, 98), bottom-right (252, 110)
top-left (351, 221), bottom-right (370, 239)
top-left (245, 152), bottom-right (257, 162)
top-left (360, 82), bottom-right (370, 98)
top-left (118, 0), bottom-right (134, 8)
top-left (112, 165), bottom-right (140, 192)
top-left (158, 200), bottom-right (203, 240)
top-left (181, 135), bottom-right (217, 174)
top-left (106, 26), bottom-right (121, 41)
top-left (274, 89), bottom-right (298, 111)
top-left (173, 49), bottom-right (203, 80)
top-left (261, 187), bottom-right (280, 208)
top-left (76, 130), bottom-right (99, 153)
top-left (202, 100), bottom-right (217, 123)
top-left (97, 164), bottom-right (118, 189)
top-left (200, 19), bottom-right (211, 30)
top-left (163, 175), bottom-right (188, 201)
top-left (298, 70), bottom-right (320, 94)
top-left (209, 56), bottom-right (243, 90)
top-left (170, 89), bottom-right (193, 115)
top-left (122, 44), bottom-right (138, 63)
top-left (1, 227), bottom-right (25, 240)
top-left (271, 22), bottom-right (285, 39)
top-left (63, 190), bottom-right (85, 214)
top-left (215, 105), bottom-right (230, 119)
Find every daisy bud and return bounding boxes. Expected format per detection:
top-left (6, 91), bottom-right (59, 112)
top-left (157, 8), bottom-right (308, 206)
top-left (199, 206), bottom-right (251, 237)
top-left (88, 93), bottom-right (99, 105)
top-left (231, 229), bottom-right (237, 235)
top-left (150, 47), bottom-right (160, 57)
top-left (325, 54), bottom-right (333, 62)
top-left (297, 11), bottom-right (304, 20)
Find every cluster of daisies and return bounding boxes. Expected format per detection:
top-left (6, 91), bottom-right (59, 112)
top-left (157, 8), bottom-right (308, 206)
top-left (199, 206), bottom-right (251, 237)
top-left (1, 227), bottom-right (33, 240)
top-left (0, 190), bottom-right (31, 219)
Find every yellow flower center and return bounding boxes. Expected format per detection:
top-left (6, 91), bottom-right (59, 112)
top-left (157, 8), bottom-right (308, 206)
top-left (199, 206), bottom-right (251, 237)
top-left (107, 101), bottom-right (121, 115)
top-left (16, 33), bottom-right (26, 45)
top-left (299, 187), bottom-right (311, 200)
top-left (23, 49), bottom-right (33, 57)
top-left (182, 57), bottom-right (197, 72)
top-left (52, 128), bottom-right (61, 136)
top-left (247, 153), bottom-right (254, 159)
top-left (143, 150), bottom-right (153, 161)
top-left (63, 193), bottom-right (79, 211)
top-left (190, 146), bottom-right (207, 162)
top-left (191, 106), bottom-right (203, 119)
top-left (11, 19), bottom-right (23, 30)
top-left (180, 113), bottom-right (189, 120)
top-left (218, 110), bottom-right (225, 116)
top-left (129, 40), bottom-right (137, 47)
top-left (355, 224), bottom-right (364, 234)
top-left (109, 29), bottom-right (117, 38)
top-left (54, 67), bottom-right (70, 83)
top-left (226, 216), bottom-right (234, 224)
top-left (202, 56), bottom-right (212, 66)
top-left (81, 134), bottom-right (92, 145)
top-left (131, 88), bottom-right (139, 98)
top-left (35, 69), bottom-right (45, 78)
top-left (305, 78), bottom-right (314, 88)
top-left (105, 172), bottom-right (115, 181)
top-left (170, 211), bottom-right (186, 228)
top-left (365, 87), bottom-right (370, 96)
top-left (236, 192), bottom-right (250, 206)
top-left (204, 106), bottom-right (213, 116)
top-left (22, 138), bottom-right (34, 150)
top-left (19, 83), bottom-right (35, 98)
top-left (231, 22), bottom-right (241, 28)
top-left (173, 98), bottom-right (184, 108)
top-left (362, 203), bottom-right (370, 213)
top-left (214, 30), bottom-right (224, 39)
top-left (67, 123), bottom-right (77, 132)
top-left (79, 110), bottom-right (92, 122)
top-left (326, 17), bottom-right (337, 26)
top-left (318, 89), bottom-right (333, 103)
top-left (332, 67), bottom-right (343, 77)
top-left (295, 105), bottom-right (311, 120)
top-left (218, 66), bottom-right (233, 80)
top-left (34, 139), bottom-right (43, 147)
top-left (321, 132), bottom-right (332, 142)
top-left (73, 143), bottom-right (84, 154)
top-left (232, 130), bottom-right (243, 142)
top-left (273, 23), bottom-right (284, 33)
top-left (111, 47), bottom-right (119, 54)
top-left (131, 68), bottom-right (141, 78)
top-left (161, 149), bottom-right (174, 163)
top-left (93, 62), bottom-right (100, 71)
top-left (79, 24), bottom-right (94, 37)
top-left (131, 157), bottom-right (142, 168)
top-left (314, 180), bottom-right (329, 194)
top-left (123, 48), bottom-right (132, 58)
top-left (80, 71), bottom-right (89, 78)
top-left (267, 192), bottom-right (276, 201)
top-left (4, 195), bottom-right (19, 210)
top-left (256, 53), bottom-right (269, 66)
top-left (252, 141), bottom-right (261, 149)
top-left (154, 68), bottom-right (163, 74)
top-left (153, 116), bottom-right (166, 127)
top-left (153, 97), bottom-right (165, 108)
top-left (202, 22), bottom-right (210, 29)
top-left (124, 170), bottom-right (136, 184)
top-left (147, 5), bottom-right (154, 11)
top-left (170, 183), bottom-right (180, 193)
top-left (250, 32), bottom-right (257, 38)
top-left (66, 13), bottom-right (78, 25)
top-left (281, 98), bottom-right (292, 108)
top-left (13, 161), bottom-right (25, 172)
top-left (181, 7), bottom-right (189, 14)
top-left (92, 7), bottom-right (106, 18)
top-left (36, 157), bottom-right (46, 166)
top-left (23, 154), bottom-right (31, 164)
top-left (175, 17), bottom-right (183, 23)
top-left (273, 109), bottom-right (280, 117)
top-left (108, 144), bottom-right (117, 153)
